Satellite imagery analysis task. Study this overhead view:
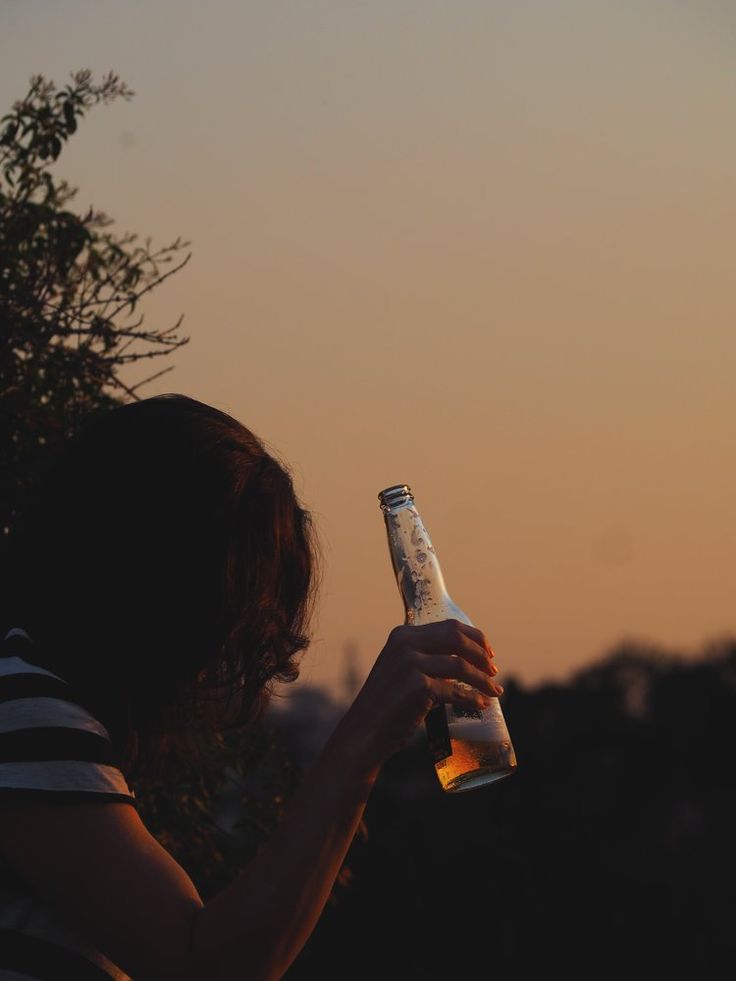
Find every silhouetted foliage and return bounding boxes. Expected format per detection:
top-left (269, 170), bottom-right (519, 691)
top-left (282, 637), bottom-right (736, 978)
top-left (133, 721), bottom-right (303, 902)
top-left (0, 70), bottom-right (189, 541)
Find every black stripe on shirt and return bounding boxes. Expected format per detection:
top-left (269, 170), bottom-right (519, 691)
top-left (0, 674), bottom-right (104, 725)
top-left (1, 634), bottom-right (33, 658)
top-left (0, 673), bottom-right (73, 703)
top-left (0, 727), bottom-right (117, 765)
top-left (0, 929), bottom-right (118, 981)
top-left (0, 788), bottom-right (136, 806)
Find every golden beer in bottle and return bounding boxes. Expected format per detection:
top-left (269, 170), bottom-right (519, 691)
top-left (378, 484), bottom-right (517, 793)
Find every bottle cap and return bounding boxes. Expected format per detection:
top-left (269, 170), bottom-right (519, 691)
top-left (378, 484), bottom-right (414, 511)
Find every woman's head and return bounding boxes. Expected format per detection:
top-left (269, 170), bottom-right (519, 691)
top-left (7, 394), bottom-right (319, 774)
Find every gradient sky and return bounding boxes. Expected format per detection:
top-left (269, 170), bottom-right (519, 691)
top-left (3, 1), bottom-right (735, 698)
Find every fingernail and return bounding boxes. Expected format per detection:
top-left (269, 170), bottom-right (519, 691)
top-left (493, 683), bottom-right (504, 695)
top-left (479, 695), bottom-right (493, 707)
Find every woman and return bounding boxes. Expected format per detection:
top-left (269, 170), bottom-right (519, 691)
top-left (0, 394), bottom-right (502, 981)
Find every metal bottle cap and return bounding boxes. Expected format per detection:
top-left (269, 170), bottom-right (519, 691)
top-left (378, 484), bottom-right (414, 511)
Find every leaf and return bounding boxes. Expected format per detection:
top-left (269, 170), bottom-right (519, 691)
top-left (1, 121), bottom-right (18, 145)
top-left (62, 101), bottom-right (77, 133)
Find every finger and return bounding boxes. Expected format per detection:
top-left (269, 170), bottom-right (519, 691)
top-left (416, 652), bottom-right (502, 697)
top-left (406, 620), bottom-right (496, 676)
top-left (428, 678), bottom-right (497, 714)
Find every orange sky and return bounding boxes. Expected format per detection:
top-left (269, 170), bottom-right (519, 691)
top-left (3, 1), bottom-right (735, 698)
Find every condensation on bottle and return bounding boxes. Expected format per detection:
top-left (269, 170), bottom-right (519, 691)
top-left (378, 484), bottom-right (517, 793)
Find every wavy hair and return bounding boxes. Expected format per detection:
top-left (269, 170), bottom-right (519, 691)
top-left (4, 394), bottom-right (319, 779)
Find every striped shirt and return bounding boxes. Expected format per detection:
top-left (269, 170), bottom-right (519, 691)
top-left (0, 629), bottom-right (136, 981)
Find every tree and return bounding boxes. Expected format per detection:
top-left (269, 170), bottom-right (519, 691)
top-left (0, 70), bottom-right (190, 541)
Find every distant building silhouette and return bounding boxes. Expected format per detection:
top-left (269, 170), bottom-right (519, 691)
top-left (342, 640), bottom-right (362, 703)
top-left (267, 683), bottom-right (346, 767)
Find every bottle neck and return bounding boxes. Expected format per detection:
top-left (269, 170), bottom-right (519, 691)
top-left (380, 489), bottom-right (456, 624)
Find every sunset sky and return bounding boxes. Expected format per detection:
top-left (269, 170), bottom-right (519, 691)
top-left (3, 1), bottom-right (735, 699)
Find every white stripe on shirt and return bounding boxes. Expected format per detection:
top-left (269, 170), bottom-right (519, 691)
top-left (0, 760), bottom-right (134, 797)
top-left (0, 697), bottom-right (112, 740)
top-left (0, 656), bottom-right (65, 682)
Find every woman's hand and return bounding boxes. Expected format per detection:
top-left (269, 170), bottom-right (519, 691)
top-left (333, 620), bottom-right (504, 775)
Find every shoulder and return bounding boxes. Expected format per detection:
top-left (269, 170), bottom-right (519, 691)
top-left (0, 628), bottom-right (136, 806)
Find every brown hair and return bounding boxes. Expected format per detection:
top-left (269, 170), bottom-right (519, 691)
top-left (4, 394), bottom-right (319, 779)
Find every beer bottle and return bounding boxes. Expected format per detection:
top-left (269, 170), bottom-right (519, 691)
top-left (378, 484), bottom-right (517, 792)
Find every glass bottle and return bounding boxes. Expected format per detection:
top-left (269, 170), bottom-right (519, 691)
top-left (378, 484), bottom-right (517, 793)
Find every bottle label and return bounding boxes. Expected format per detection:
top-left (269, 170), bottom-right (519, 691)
top-left (425, 703), bottom-right (452, 763)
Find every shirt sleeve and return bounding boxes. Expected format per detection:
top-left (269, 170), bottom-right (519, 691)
top-left (0, 655), bottom-right (136, 807)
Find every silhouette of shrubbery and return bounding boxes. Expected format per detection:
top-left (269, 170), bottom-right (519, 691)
top-left (283, 638), bottom-right (736, 978)
top-left (0, 71), bottom-right (189, 541)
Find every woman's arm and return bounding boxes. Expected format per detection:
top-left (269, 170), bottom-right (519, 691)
top-left (192, 716), bottom-right (381, 981)
top-left (194, 619), bottom-right (500, 980)
top-left (0, 621), bottom-right (499, 981)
